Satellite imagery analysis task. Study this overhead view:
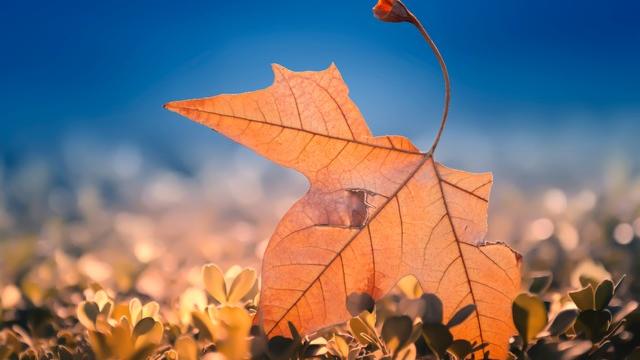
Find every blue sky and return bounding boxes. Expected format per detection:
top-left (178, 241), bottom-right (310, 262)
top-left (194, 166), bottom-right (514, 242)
top-left (1, 0), bottom-right (639, 182)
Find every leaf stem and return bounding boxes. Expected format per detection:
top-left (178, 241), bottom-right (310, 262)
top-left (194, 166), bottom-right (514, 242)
top-left (403, 4), bottom-right (451, 155)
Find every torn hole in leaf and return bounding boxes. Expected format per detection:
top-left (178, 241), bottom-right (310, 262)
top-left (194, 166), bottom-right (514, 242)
top-left (346, 189), bottom-right (368, 228)
top-left (346, 188), bottom-right (387, 228)
top-left (311, 188), bottom-right (387, 228)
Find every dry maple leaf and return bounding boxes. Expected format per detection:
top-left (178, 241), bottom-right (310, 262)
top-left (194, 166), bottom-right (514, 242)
top-left (166, 4), bottom-right (521, 358)
top-left (165, 63), bottom-right (521, 358)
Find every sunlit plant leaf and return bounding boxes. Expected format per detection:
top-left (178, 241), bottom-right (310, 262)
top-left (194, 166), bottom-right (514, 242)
top-left (395, 344), bottom-right (417, 360)
top-left (349, 312), bottom-right (378, 347)
top-left (422, 323), bottom-right (453, 358)
top-left (175, 335), bottom-right (199, 360)
top-left (326, 334), bottom-right (350, 358)
top-left (547, 309), bottom-right (579, 337)
top-left (512, 293), bottom-right (548, 342)
top-left (595, 279), bottom-right (614, 311)
top-left (216, 305), bottom-right (253, 359)
top-left (421, 293), bottom-right (443, 325)
top-left (227, 268), bottom-right (257, 303)
top-left (381, 315), bottom-right (413, 352)
top-left (203, 264), bottom-right (227, 304)
top-left (77, 302), bottom-right (99, 330)
top-left (447, 339), bottom-right (473, 360)
top-left (574, 309), bottom-right (612, 342)
top-left (132, 317), bottom-right (156, 338)
top-left (528, 272), bottom-right (553, 295)
top-left (569, 285), bottom-right (595, 311)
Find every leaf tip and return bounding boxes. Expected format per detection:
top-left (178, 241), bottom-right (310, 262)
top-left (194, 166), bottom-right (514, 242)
top-left (163, 101), bottom-right (180, 112)
top-left (271, 63), bottom-right (286, 74)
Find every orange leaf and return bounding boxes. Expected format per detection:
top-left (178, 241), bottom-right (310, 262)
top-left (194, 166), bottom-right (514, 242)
top-left (166, 64), bottom-right (521, 359)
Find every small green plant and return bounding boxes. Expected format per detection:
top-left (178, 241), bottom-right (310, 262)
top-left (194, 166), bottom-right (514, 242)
top-left (510, 272), bottom-right (636, 359)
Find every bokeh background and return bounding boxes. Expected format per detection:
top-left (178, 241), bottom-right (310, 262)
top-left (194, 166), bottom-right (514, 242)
top-left (1, 0), bottom-right (639, 304)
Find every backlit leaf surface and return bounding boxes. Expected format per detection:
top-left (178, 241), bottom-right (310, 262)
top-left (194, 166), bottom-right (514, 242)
top-left (166, 64), bottom-right (522, 359)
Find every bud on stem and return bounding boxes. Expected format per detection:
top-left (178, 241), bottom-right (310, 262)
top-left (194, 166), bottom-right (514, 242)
top-left (372, 0), bottom-right (451, 155)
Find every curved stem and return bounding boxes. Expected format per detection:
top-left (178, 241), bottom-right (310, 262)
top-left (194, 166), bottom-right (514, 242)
top-left (405, 8), bottom-right (451, 155)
